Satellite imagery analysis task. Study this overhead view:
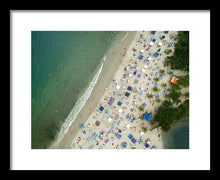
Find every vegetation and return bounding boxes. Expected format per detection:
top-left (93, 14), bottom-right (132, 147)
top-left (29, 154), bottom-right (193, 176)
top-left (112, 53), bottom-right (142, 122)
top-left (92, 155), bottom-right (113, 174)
top-left (146, 93), bottom-right (154, 99)
top-left (154, 77), bottom-right (160, 82)
top-left (138, 106), bottom-right (144, 112)
top-left (159, 69), bottom-right (165, 75)
top-left (161, 83), bottom-right (167, 89)
top-left (166, 31), bottom-right (189, 71)
top-left (148, 31), bottom-right (189, 132)
top-left (141, 126), bottom-right (148, 133)
top-left (153, 87), bottom-right (159, 92)
top-left (164, 49), bottom-right (172, 55)
top-left (140, 115), bottom-right (145, 121)
top-left (178, 74), bottom-right (189, 87)
top-left (150, 100), bottom-right (189, 131)
top-left (155, 98), bottom-right (161, 103)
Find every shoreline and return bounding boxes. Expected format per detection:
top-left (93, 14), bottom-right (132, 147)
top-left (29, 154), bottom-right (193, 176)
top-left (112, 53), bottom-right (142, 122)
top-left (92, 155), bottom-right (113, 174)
top-left (53, 31), bottom-right (137, 149)
top-left (52, 31), bottom-right (188, 149)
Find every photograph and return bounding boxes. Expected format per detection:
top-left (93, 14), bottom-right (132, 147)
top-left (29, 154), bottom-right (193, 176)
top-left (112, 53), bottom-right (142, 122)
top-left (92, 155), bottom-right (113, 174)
top-left (31, 30), bottom-right (189, 150)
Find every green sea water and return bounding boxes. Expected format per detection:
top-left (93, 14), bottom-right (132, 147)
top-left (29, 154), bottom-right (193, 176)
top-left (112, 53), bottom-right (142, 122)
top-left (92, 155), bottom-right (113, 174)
top-left (162, 117), bottom-right (189, 149)
top-left (31, 31), bottom-right (122, 149)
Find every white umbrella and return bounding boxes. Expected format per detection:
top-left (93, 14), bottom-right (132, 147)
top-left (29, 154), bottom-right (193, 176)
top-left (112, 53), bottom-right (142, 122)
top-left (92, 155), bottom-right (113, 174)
top-left (144, 64), bottom-right (148, 69)
top-left (140, 131), bottom-right (145, 136)
top-left (148, 57), bottom-right (152, 61)
top-left (141, 68), bottom-right (146, 73)
top-left (150, 42), bottom-right (154, 46)
top-left (126, 124), bottom-right (131, 128)
top-left (107, 117), bottom-right (112, 123)
top-left (116, 85), bottom-right (120, 89)
top-left (118, 108), bottom-right (123, 113)
top-left (140, 49), bottom-right (144, 53)
top-left (158, 42), bottom-right (162, 46)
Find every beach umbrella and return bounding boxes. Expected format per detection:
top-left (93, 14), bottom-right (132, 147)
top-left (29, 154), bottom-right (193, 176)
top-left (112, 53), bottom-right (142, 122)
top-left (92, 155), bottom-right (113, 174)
top-left (138, 55), bottom-right (144, 60)
top-left (131, 138), bottom-right (137, 144)
top-left (150, 42), bottom-right (154, 46)
top-left (140, 49), bottom-right (144, 53)
top-left (140, 131), bottom-right (145, 136)
top-left (158, 42), bottom-right (162, 47)
top-left (149, 50), bottom-right (154, 55)
top-left (79, 124), bottom-right (83, 128)
top-left (95, 121), bottom-right (100, 126)
top-left (128, 134), bottom-right (133, 139)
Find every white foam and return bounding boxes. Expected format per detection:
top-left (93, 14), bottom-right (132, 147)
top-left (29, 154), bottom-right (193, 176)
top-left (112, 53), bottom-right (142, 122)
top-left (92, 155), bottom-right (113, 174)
top-left (103, 55), bottom-right (106, 62)
top-left (121, 32), bottom-right (128, 42)
top-left (50, 62), bottom-right (103, 148)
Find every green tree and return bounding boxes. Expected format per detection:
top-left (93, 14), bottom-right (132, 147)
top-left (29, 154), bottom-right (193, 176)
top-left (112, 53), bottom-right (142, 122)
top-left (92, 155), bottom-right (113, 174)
top-left (159, 69), bottom-right (165, 75)
top-left (140, 115), bottom-right (145, 121)
top-left (155, 98), bottom-right (161, 103)
top-left (147, 93), bottom-right (154, 99)
top-left (138, 106), bottom-right (144, 112)
top-left (153, 87), bottom-right (159, 92)
top-left (161, 83), bottom-right (167, 89)
top-left (178, 74), bottom-right (189, 87)
top-left (167, 31), bottom-right (189, 71)
top-left (141, 126), bottom-right (148, 133)
top-left (154, 77), bottom-right (160, 82)
top-left (184, 92), bottom-right (189, 99)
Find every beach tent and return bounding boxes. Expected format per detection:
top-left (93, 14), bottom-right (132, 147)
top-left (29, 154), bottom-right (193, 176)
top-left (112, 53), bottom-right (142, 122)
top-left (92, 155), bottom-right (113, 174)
top-left (170, 41), bottom-right (174, 47)
top-left (144, 112), bottom-right (152, 121)
top-left (128, 134), bottom-right (133, 139)
top-left (133, 70), bottom-right (137, 75)
top-left (131, 138), bottom-right (137, 144)
top-left (171, 74), bottom-right (179, 84)
top-left (144, 143), bottom-right (150, 148)
top-left (151, 31), bottom-right (156, 34)
top-left (108, 97), bottom-right (115, 105)
top-left (127, 86), bottom-right (132, 91)
top-left (138, 55), bottom-right (144, 60)
top-left (122, 142), bottom-right (127, 149)
top-left (99, 106), bottom-right (104, 112)
top-left (117, 101), bottom-right (122, 106)
top-left (125, 92), bottom-right (130, 97)
top-left (154, 52), bottom-right (159, 57)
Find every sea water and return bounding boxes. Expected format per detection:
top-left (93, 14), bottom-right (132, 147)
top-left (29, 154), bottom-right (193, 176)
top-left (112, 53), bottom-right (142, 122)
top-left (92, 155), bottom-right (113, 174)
top-left (162, 117), bottom-right (189, 149)
top-left (31, 31), bottom-right (123, 149)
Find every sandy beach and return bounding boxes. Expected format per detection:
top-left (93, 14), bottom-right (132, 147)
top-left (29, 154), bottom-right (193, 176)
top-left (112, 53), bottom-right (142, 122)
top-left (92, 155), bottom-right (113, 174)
top-left (53, 31), bottom-right (187, 149)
